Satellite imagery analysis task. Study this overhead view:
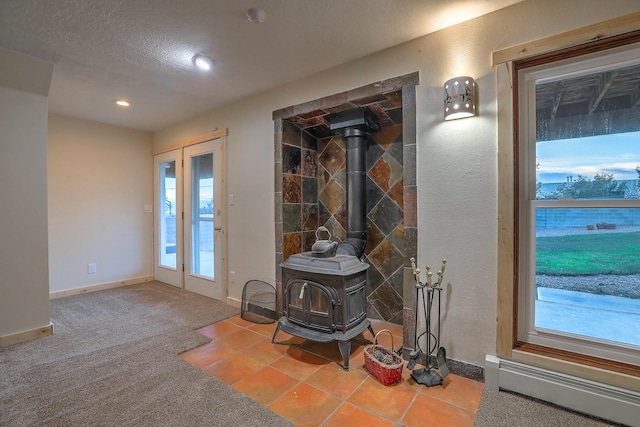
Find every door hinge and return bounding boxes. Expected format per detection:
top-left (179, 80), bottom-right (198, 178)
top-left (182, 264), bottom-right (185, 272)
top-left (181, 211), bottom-right (184, 220)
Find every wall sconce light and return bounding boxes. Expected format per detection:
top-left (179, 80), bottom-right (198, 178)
top-left (444, 76), bottom-right (477, 120)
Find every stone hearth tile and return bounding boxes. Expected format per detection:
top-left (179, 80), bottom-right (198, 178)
top-left (283, 144), bottom-right (301, 175)
top-left (323, 216), bottom-right (345, 242)
top-left (372, 124), bottom-right (402, 150)
top-left (319, 139), bottom-right (345, 175)
top-left (351, 92), bottom-right (388, 106)
top-left (269, 382), bottom-right (341, 427)
top-left (333, 167), bottom-right (346, 189)
top-left (369, 195), bottom-right (403, 236)
top-left (197, 320), bottom-right (244, 340)
top-left (273, 105), bottom-right (294, 121)
top-left (365, 262), bottom-right (384, 295)
top-left (367, 103), bottom-right (395, 128)
top-left (282, 120), bottom-right (301, 146)
top-left (402, 392), bottom-right (476, 427)
top-left (274, 192), bottom-right (282, 222)
top-left (420, 374), bottom-right (484, 412)
top-left (378, 90), bottom-right (403, 110)
top-left (297, 108), bottom-right (327, 120)
top-left (305, 124), bottom-right (333, 139)
top-left (333, 135), bottom-right (346, 151)
top-left (364, 220), bottom-right (385, 256)
top-left (370, 152), bottom-right (402, 193)
top-left (317, 166), bottom-right (331, 192)
top-left (203, 353), bottom-right (265, 385)
top-left (301, 129), bottom-right (316, 150)
top-left (403, 143), bottom-right (416, 186)
top-left (317, 136), bottom-right (332, 155)
top-left (216, 329), bottom-right (266, 351)
top-left (369, 238), bottom-right (404, 279)
top-left (179, 341), bottom-right (237, 369)
top-left (302, 231), bottom-right (316, 252)
top-left (388, 223), bottom-right (405, 254)
top-left (383, 72), bottom-right (419, 93)
top-left (387, 107), bottom-right (403, 125)
top-left (301, 149), bottom-right (318, 177)
top-left (232, 366), bottom-right (299, 406)
top-left (388, 265), bottom-right (405, 297)
top-left (319, 179), bottom-right (345, 214)
top-left (404, 185), bottom-right (417, 227)
top-left (306, 364), bottom-right (368, 400)
top-left (366, 301), bottom-right (383, 321)
top-left (365, 176), bottom-right (385, 215)
top-left (369, 157), bottom-right (391, 192)
top-left (274, 161), bottom-right (282, 192)
top-left (366, 140), bottom-right (385, 171)
top-left (388, 179), bottom-right (403, 207)
top-left (404, 226), bottom-right (417, 265)
top-left (348, 83), bottom-right (382, 103)
top-left (368, 282), bottom-right (403, 321)
top-left (269, 348), bottom-right (331, 381)
top-left (283, 232), bottom-right (302, 260)
top-left (302, 204), bottom-right (318, 231)
top-left (334, 204), bottom-right (346, 230)
top-left (318, 201), bottom-right (330, 225)
top-left (282, 204), bottom-right (301, 233)
top-left (275, 221), bottom-right (282, 253)
top-left (242, 338), bottom-right (288, 365)
top-left (387, 136), bottom-right (403, 165)
top-left (282, 174), bottom-right (301, 204)
top-left (301, 177), bottom-right (317, 204)
top-left (325, 402), bottom-right (394, 427)
top-left (347, 377), bottom-right (417, 423)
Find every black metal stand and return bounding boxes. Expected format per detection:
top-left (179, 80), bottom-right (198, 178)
top-left (407, 258), bottom-right (450, 387)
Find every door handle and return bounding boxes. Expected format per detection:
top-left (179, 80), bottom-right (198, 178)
top-left (214, 226), bottom-right (222, 231)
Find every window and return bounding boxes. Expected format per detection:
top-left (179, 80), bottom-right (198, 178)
top-left (517, 43), bottom-right (640, 366)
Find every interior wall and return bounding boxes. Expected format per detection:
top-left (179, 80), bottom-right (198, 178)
top-left (0, 86), bottom-right (50, 338)
top-left (153, 0), bottom-right (640, 367)
top-left (48, 114), bottom-right (153, 293)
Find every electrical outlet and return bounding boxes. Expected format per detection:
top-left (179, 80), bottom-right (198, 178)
top-left (230, 271), bottom-right (236, 282)
top-left (88, 263), bottom-right (97, 274)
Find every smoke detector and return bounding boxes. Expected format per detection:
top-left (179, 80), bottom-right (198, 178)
top-left (246, 8), bottom-right (265, 23)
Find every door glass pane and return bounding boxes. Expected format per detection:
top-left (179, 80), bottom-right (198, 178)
top-left (191, 153), bottom-right (214, 279)
top-left (159, 160), bottom-right (177, 268)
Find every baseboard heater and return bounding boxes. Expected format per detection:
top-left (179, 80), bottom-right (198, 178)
top-left (485, 355), bottom-right (640, 427)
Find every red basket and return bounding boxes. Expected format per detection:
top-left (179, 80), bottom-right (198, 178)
top-left (364, 329), bottom-right (403, 386)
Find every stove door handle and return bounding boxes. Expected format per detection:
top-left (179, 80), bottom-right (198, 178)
top-left (299, 282), bottom-right (308, 299)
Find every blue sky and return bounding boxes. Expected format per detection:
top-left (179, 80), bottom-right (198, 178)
top-left (536, 131), bottom-right (640, 183)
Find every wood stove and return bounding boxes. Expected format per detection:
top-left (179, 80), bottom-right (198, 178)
top-left (272, 107), bottom-right (380, 371)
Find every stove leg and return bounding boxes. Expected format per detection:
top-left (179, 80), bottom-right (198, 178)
top-left (367, 323), bottom-right (375, 338)
top-left (271, 321), bottom-right (282, 344)
top-left (337, 340), bottom-right (351, 371)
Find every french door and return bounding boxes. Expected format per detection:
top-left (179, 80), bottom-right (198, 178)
top-left (153, 138), bottom-right (226, 301)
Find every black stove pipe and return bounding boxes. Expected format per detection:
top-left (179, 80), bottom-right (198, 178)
top-left (336, 127), bottom-right (369, 258)
top-left (326, 107), bottom-right (380, 259)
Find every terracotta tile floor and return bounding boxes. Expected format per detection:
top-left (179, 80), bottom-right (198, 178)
top-left (180, 315), bottom-right (484, 426)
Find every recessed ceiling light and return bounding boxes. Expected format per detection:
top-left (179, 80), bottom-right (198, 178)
top-left (192, 54), bottom-right (214, 71)
top-left (114, 99), bottom-right (130, 107)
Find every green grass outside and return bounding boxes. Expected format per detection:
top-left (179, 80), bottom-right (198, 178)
top-left (536, 231), bottom-right (640, 276)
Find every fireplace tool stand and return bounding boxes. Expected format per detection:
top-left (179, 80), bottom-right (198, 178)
top-left (407, 257), bottom-right (450, 386)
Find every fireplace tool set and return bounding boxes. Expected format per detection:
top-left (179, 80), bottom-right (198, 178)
top-left (407, 257), bottom-right (450, 386)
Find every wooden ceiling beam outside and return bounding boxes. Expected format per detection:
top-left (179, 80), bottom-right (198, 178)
top-left (589, 70), bottom-right (618, 114)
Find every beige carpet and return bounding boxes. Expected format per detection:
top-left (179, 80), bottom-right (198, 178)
top-left (0, 281), bottom-right (294, 427)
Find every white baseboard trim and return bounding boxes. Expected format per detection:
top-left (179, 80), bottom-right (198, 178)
top-left (226, 296), bottom-right (241, 309)
top-left (485, 354), bottom-right (640, 427)
top-left (0, 323), bottom-right (53, 347)
top-left (49, 276), bottom-right (154, 299)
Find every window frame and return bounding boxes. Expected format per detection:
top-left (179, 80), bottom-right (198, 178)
top-left (515, 40), bottom-right (640, 367)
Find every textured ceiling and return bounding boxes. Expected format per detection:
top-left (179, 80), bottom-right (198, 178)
top-left (0, 0), bottom-right (523, 132)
